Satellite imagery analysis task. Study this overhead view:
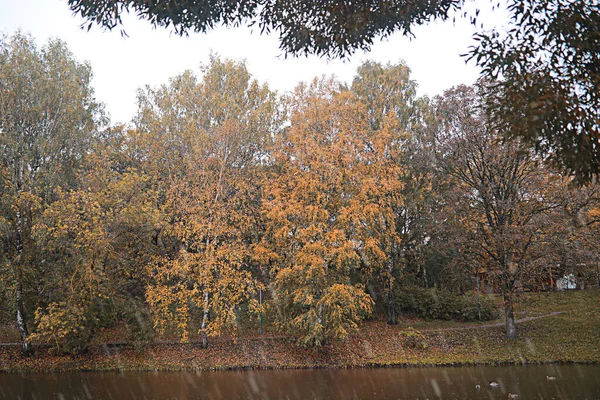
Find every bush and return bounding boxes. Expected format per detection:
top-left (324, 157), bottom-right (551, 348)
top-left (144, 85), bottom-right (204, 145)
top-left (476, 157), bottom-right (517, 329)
top-left (456, 293), bottom-right (499, 322)
top-left (124, 302), bottom-right (155, 351)
top-left (396, 286), bottom-right (498, 322)
top-left (32, 302), bottom-right (96, 354)
top-left (398, 327), bottom-right (428, 349)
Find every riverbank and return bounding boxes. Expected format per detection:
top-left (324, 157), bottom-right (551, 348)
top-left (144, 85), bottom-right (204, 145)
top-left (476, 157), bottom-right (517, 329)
top-left (0, 290), bottom-right (598, 373)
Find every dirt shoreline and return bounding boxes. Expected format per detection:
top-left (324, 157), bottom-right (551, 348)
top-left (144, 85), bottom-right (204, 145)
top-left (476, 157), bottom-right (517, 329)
top-left (0, 318), bottom-right (597, 373)
top-left (1, 292), bottom-right (597, 374)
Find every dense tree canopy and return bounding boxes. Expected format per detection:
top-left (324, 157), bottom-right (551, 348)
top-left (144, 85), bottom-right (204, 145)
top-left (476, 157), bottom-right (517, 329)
top-left (468, 0), bottom-right (600, 183)
top-left (139, 57), bottom-right (278, 347)
top-left (67, 0), bottom-right (459, 58)
top-left (67, 0), bottom-right (600, 182)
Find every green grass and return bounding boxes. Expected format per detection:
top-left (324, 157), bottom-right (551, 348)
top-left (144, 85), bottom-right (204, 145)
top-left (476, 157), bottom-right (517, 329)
top-left (370, 290), bottom-right (600, 366)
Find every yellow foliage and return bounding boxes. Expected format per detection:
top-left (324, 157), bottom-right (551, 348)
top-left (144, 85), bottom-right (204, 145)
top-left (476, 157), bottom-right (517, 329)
top-left (261, 77), bottom-right (406, 344)
top-left (31, 302), bottom-right (93, 354)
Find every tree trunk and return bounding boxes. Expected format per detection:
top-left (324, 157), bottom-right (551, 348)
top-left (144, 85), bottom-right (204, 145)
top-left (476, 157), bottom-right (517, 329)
top-left (476, 270), bottom-right (481, 321)
top-left (200, 330), bottom-right (208, 349)
top-left (200, 291), bottom-right (209, 348)
top-left (14, 202), bottom-right (31, 355)
top-left (387, 296), bottom-right (396, 325)
top-left (501, 253), bottom-right (517, 338)
top-left (387, 275), bottom-right (396, 325)
top-left (596, 262), bottom-right (600, 289)
top-left (15, 281), bottom-right (31, 354)
top-left (258, 288), bottom-right (263, 335)
top-left (503, 287), bottom-right (517, 339)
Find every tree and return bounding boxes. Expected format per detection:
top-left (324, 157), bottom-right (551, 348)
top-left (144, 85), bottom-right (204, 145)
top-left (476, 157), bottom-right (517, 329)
top-left (146, 142), bottom-right (263, 347)
top-left (0, 33), bottom-right (103, 353)
top-left (351, 60), bottom-right (417, 132)
top-left (67, 0), bottom-right (458, 58)
top-left (69, 0), bottom-right (599, 182)
top-left (31, 138), bottom-right (163, 353)
top-left (140, 56), bottom-right (279, 347)
top-left (435, 84), bottom-right (559, 338)
top-left (257, 78), bottom-right (413, 344)
top-left (468, 0), bottom-right (600, 183)
top-left (351, 60), bottom-right (435, 323)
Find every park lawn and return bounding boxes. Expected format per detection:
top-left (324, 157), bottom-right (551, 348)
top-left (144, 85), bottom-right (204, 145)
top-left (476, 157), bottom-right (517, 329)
top-left (365, 290), bottom-right (600, 366)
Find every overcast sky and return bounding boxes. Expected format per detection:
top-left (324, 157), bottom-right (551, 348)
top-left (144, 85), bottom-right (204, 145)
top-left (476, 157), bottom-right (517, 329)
top-left (0, 0), bottom-right (509, 125)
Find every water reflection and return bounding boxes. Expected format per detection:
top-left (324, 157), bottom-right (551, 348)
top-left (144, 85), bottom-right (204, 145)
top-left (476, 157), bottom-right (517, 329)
top-left (0, 364), bottom-right (598, 399)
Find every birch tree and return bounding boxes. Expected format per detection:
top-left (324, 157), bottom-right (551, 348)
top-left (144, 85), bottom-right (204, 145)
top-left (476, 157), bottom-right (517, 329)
top-left (141, 56), bottom-right (279, 346)
top-left (0, 33), bottom-right (102, 353)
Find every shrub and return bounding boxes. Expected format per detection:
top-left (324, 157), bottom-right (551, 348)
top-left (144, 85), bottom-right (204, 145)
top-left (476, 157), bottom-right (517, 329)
top-left (32, 302), bottom-right (96, 354)
top-left (395, 286), bottom-right (498, 322)
top-left (398, 327), bottom-right (428, 349)
top-left (124, 303), bottom-right (155, 351)
top-left (455, 293), bottom-right (499, 322)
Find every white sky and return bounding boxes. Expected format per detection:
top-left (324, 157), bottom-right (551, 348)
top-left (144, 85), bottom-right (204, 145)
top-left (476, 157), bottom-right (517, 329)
top-left (0, 0), bottom-right (508, 125)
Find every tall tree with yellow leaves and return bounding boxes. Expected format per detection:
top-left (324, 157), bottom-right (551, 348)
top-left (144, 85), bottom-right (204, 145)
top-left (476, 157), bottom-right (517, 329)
top-left (141, 56), bottom-right (279, 347)
top-left (257, 78), bottom-right (406, 344)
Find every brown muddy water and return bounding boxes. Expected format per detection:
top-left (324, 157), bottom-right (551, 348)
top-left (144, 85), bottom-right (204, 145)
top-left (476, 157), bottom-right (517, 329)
top-left (0, 364), bottom-right (598, 399)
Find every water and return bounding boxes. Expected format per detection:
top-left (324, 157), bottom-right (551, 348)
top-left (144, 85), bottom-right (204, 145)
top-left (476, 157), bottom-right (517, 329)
top-left (0, 364), bottom-right (598, 399)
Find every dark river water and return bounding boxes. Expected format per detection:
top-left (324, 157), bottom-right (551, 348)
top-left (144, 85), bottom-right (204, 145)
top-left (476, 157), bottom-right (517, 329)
top-left (0, 364), bottom-right (598, 400)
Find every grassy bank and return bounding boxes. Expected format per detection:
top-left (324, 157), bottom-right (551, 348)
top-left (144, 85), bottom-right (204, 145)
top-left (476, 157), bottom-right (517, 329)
top-left (0, 290), bottom-right (598, 373)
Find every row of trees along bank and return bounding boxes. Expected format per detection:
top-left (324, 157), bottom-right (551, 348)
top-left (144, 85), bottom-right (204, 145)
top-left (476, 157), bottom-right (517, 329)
top-left (1, 33), bottom-right (599, 355)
